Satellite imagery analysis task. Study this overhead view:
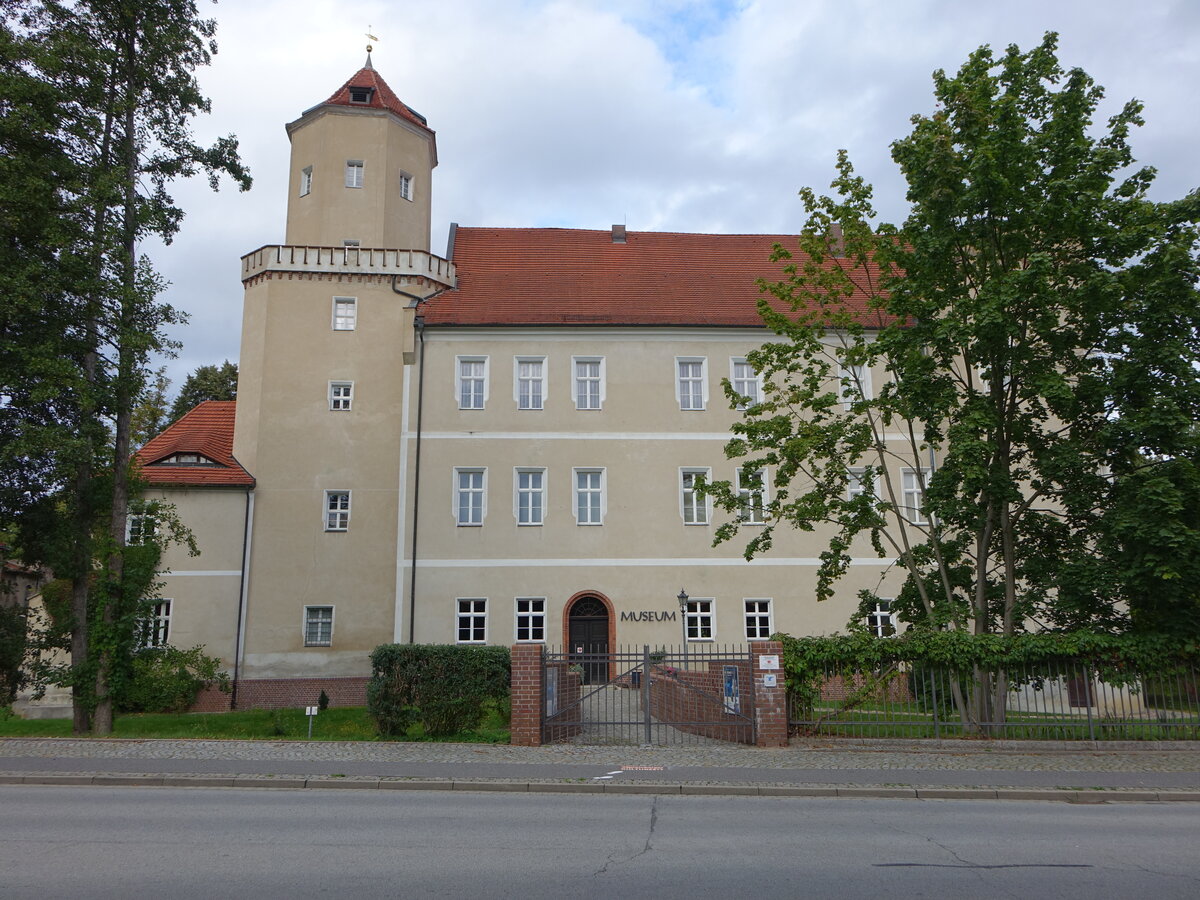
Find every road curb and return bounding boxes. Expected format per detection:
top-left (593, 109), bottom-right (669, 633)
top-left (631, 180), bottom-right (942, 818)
top-left (3, 773), bottom-right (1197, 801)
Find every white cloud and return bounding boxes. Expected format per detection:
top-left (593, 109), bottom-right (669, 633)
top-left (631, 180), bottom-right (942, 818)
top-left (149, 0), bottom-right (1200, 391)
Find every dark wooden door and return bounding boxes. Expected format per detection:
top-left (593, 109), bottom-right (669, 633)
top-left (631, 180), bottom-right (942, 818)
top-left (568, 597), bottom-right (609, 684)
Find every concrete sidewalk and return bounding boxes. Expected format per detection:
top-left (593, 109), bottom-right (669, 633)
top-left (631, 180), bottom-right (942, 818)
top-left (2, 737), bottom-right (1199, 801)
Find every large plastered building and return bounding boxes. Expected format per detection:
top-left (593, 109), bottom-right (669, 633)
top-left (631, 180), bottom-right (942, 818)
top-left (135, 60), bottom-right (905, 702)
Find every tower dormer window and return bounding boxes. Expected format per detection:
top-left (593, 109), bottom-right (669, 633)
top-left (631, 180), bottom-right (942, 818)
top-left (348, 86), bottom-right (373, 104)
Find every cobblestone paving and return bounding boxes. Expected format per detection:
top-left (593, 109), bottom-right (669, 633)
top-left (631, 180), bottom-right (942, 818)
top-left (556, 683), bottom-right (729, 747)
top-left (2, 737), bottom-right (1198, 773)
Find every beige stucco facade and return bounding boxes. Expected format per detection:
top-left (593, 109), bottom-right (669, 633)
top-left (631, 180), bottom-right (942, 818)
top-left (405, 328), bottom-right (905, 650)
top-left (142, 486), bottom-right (247, 667)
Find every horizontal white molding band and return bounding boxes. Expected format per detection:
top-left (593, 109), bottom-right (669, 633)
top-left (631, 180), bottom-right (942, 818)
top-left (160, 570), bottom-right (242, 577)
top-left (420, 431), bottom-right (918, 442)
top-left (412, 557), bottom-right (892, 568)
top-left (423, 327), bottom-right (780, 342)
top-left (423, 431), bottom-right (731, 441)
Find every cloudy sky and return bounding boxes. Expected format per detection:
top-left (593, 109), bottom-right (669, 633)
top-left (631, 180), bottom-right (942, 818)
top-left (149, 0), bottom-right (1200, 392)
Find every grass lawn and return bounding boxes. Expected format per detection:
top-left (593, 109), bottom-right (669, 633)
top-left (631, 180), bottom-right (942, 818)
top-left (0, 705), bottom-right (510, 743)
top-left (792, 703), bottom-right (1200, 741)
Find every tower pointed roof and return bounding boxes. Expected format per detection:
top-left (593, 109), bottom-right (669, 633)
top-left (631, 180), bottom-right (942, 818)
top-left (320, 64), bottom-right (433, 134)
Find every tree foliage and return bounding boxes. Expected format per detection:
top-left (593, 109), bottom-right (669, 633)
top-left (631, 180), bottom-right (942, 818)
top-left (168, 359), bottom-right (237, 423)
top-left (0, 0), bottom-right (249, 733)
top-left (706, 34), bottom-right (1200, 648)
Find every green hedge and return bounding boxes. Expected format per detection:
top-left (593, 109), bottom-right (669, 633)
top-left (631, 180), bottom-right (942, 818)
top-left (777, 630), bottom-right (1198, 674)
top-left (115, 645), bottom-right (230, 714)
top-left (777, 630), bottom-right (1199, 714)
top-left (367, 644), bottom-right (510, 738)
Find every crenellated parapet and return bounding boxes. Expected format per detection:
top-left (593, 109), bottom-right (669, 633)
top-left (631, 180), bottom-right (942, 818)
top-left (241, 244), bottom-right (455, 288)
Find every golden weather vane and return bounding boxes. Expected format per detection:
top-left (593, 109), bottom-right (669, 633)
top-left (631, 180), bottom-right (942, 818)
top-left (366, 27), bottom-right (380, 54)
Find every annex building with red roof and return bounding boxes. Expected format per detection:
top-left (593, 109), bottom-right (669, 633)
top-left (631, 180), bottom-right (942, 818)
top-left (138, 58), bottom-right (903, 709)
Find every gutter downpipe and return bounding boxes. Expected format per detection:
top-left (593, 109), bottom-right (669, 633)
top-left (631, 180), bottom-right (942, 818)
top-left (391, 275), bottom-right (447, 644)
top-left (409, 318), bottom-right (426, 643)
top-left (232, 488), bottom-right (255, 709)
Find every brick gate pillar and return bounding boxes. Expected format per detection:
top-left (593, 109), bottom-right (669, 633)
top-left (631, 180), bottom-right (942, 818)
top-left (510, 644), bottom-right (543, 747)
top-left (751, 641), bottom-right (788, 748)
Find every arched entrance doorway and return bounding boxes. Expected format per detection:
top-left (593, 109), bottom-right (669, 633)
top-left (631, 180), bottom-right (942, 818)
top-left (567, 594), bottom-right (610, 684)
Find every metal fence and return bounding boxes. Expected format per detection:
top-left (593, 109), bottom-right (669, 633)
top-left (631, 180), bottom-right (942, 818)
top-left (788, 660), bottom-right (1200, 740)
top-left (542, 644), bottom-right (756, 746)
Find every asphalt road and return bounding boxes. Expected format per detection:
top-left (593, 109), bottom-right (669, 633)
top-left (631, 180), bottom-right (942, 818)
top-left (3, 785), bottom-right (1200, 899)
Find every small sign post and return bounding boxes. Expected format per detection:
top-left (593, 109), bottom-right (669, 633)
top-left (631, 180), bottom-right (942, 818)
top-left (305, 705), bottom-right (318, 739)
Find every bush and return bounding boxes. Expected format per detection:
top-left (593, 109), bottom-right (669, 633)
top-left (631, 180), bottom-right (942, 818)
top-left (367, 644), bottom-right (510, 738)
top-left (0, 604), bottom-right (27, 704)
top-left (116, 645), bottom-right (230, 714)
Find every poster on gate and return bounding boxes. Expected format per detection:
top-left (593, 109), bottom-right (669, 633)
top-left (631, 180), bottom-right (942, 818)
top-left (545, 666), bottom-right (558, 717)
top-left (723, 665), bottom-right (741, 714)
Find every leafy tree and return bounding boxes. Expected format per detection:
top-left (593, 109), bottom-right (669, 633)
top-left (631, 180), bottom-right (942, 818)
top-left (168, 359), bottom-right (237, 423)
top-left (705, 34), bottom-right (1200, 725)
top-left (132, 367), bottom-right (170, 447)
top-left (0, 0), bottom-right (249, 733)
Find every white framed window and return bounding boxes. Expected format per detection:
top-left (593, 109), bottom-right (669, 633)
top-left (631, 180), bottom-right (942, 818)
top-left (736, 468), bottom-right (766, 524)
top-left (867, 599), bottom-right (896, 637)
top-left (324, 491), bottom-right (350, 531)
top-left (140, 599), bottom-right (171, 648)
top-left (847, 467), bottom-right (878, 502)
top-left (329, 381), bottom-right (353, 411)
top-left (574, 468), bottom-right (605, 525)
top-left (345, 159), bottom-right (364, 188)
top-left (573, 357), bottom-right (604, 410)
top-left (515, 468), bottom-right (545, 526)
top-left (744, 599), bottom-right (772, 641)
top-left (680, 468), bottom-right (710, 525)
top-left (332, 297), bottom-right (357, 331)
top-left (685, 598), bottom-right (714, 641)
top-left (398, 171), bottom-right (412, 201)
top-left (299, 165), bottom-right (313, 197)
top-left (304, 605), bottom-right (334, 647)
top-left (456, 598), bottom-right (487, 643)
top-left (515, 598), bottom-right (545, 642)
top-left (515, 357), bottom-right (545, 410)
top-left (731, 358), bottom-right (761, 409)
top-left (127, 513), bottom-right (158, 545)
top-left (455, 468), bottom-right (486, 526)
top-left (840, 363), bottom-right (872, 409)
top-left (901, 467), bottom-right (930, 525)
top-left (676, 358), bottom-right (707, 410)
top-left (457, 357), bottom-right (488, 410)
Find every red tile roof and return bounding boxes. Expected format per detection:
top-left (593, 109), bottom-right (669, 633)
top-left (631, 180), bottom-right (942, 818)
top-left (322, 63), bottom-right (434, 136)
top-left (135, 401), bottom-right (254, 488)
top-left (422, 227), bottom-right (889, 327)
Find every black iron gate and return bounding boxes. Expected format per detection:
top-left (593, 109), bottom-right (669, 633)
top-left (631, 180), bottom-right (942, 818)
top-left (541, 644), bottom-right (756, 746)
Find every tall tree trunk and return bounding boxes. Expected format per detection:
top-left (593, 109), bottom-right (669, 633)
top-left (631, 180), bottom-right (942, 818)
top-left (69, 58), bottom-right (118, 734)
top-left (93, 20), bottom-right (140, 735)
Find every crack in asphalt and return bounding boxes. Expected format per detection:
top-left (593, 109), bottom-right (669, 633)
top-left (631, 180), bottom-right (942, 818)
top-left (875, 815), bottom-right (1023, 899)
top-left (1118, 861), bottom-right (1200, 886)
top-left (876, 863), bottom-right (1092, 869)
top-left (593, 796), bottom-right (659, 877)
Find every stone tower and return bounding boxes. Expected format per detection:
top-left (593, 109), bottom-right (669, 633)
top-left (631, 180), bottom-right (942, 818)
top-left (232, 58), bottom-right (455, 680)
